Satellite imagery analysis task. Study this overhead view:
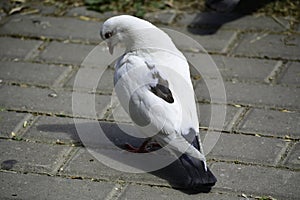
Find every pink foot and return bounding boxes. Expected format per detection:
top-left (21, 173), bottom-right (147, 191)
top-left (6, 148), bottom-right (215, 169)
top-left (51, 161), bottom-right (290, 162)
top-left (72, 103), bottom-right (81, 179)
top-left (124, 140), bottom-right (161, 153)
top-left (124, 143), bottom-right (149, 153)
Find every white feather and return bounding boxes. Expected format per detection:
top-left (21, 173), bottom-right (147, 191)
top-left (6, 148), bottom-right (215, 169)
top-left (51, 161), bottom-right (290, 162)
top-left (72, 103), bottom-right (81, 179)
top-left (102, 15), bottom-right (207, 166)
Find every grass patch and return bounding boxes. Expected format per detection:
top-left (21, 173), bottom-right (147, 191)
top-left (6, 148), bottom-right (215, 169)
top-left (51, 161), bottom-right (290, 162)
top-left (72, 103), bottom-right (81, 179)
top-left (84, 0), bottom-right (168, 17)
top-left (15, 0), bottom-right (299, 21)
top-left (83, 0), bottom-right (300, 20)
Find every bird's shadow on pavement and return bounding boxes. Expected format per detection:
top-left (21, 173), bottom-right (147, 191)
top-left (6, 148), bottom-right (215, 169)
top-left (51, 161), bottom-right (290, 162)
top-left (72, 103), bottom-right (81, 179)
top-left (37, 121), bottom-right (211, 194)
top-left (188, 0), bottom-right (275, 35)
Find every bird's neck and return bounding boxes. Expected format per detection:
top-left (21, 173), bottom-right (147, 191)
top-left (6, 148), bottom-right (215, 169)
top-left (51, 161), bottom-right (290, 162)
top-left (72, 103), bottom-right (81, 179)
top-left (124, 28), bottom-right (178, 53)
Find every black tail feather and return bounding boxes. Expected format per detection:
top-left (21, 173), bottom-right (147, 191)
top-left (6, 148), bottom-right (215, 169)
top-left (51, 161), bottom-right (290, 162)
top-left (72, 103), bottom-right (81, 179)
top-left (179, 153), bottom-right (217, 192)
top-left (179, 128), bottom-right (217, 192)
top-left (152, 128), bottom-right (217, 193)
top-left (151, 154), bottom-right (217, 193)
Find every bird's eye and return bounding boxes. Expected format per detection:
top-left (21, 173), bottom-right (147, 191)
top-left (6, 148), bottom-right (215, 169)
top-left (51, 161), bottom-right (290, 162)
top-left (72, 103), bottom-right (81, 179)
top-left (104, 32), bottom-right (112, 39)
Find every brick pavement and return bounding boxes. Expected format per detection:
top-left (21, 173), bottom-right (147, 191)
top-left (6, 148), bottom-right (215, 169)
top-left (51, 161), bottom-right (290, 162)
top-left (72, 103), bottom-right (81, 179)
top-left (0, 3), bottom-right (299, 200)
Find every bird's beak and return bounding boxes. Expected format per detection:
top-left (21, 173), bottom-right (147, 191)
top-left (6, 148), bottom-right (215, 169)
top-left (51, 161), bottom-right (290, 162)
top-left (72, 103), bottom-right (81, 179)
top-left (100, 30), bottom-right (114, 54)
top-left (107, 40), bottom-right (114, 55)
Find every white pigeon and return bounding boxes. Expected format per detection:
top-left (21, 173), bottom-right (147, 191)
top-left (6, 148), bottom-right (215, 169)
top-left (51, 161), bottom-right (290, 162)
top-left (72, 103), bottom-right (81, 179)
top-left (100, 15), bottom-right (217, 191)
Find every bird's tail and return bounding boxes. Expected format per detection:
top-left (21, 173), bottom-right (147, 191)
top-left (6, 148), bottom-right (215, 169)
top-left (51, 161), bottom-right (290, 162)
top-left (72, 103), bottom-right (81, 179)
top-left (179, 131), bottom-right (217, 192)
top-left (179, 153), bottom-right (217, 192)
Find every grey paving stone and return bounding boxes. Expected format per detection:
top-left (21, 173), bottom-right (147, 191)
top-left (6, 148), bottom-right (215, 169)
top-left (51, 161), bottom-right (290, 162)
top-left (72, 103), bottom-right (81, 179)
top-left (66, 7), bottom-right (116, 19)
top-left (197, 104), bottom-right (239, 131)
top-left (238, 108), bottom-right (300, 139)
top-left (108, 101), bottom-right (133, 123)
top-left (65, 66), bottom-right (114, 93)
top-left (109, 102), bottom-right (238, 132)
top-left (176, 13), bottom-right (290, 32)
top-left (212, 162), bottom-right (300, 200)
top-left (194, 81), bottom-right (300, 109)
top-left (224, 15), bottom-right (290, 31)
top-left (233, 33), bottom-right (300, 60)
top-left (120, 184), bottom-right (246, 200)
top-left (284, 142), bottom-right (300, 169)
top-left (0, 61), bottom-right (71, 86)
top-left (0, 111), bottom-right (28, 138)
top-left (61, 121), bottom-right (225, 187)
top-left (30, 3), bottom-right (58, 15)
top-left (164, 26), bottom-right (236, 53)
top-left (61, 147), bottom-right (122, 181)
top-left (23, 116), bottom-right (80, 144)
top-left (26, 119), bottom-right (147, 150)
top-left (144, 10), bottom-right (177, 25)
top-left (0, 37), bottom-right (42, 60)
top-left (207, 133), bottom-right (287, 165)
top-left (280, 62), bottom-right (300, 86)
top-left (0, 15), bottom-right (101, 42)
top-left (61, 147), bottom-right (169, 186)
top-left (0, 171), bottom-right (114, 200)
top-left (39, 41), bottom-right (96, 65)
top-left (188, 54), bottom-right (277, 83)
top-left (0, 85), bottom-right (111, 119)
top-left (211, 55), bottom-right (277, 82)
top-left (0, 139), bottom-right (72, 174)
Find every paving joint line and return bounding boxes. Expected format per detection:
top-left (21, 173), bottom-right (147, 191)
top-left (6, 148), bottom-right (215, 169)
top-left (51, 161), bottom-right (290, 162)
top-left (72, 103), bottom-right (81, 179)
top-left (52, 172), bottom-right (112, 183)
top-left (0, 168), bottom-right (112, 184)
top-left (225, 107), bottom-right (247, 132)
top-left (232, 130), bottom-right (300, 142)
top-left (184, 49), bottom-right (299, 63)
top-left (1, 80), bottom-right (113, 96)
top-left (0, 135), bottom-right (81, 150)
top-left (200, 127), bottom-right (300, 142)
top-left (0, 34), bottom-right (100, 45)
top-left (2, 81), bottom-right (55, 90)
top-left (228, 78), bottom-right (265, 85)
top-left (231, 53), bottom-right (300, 62)
top-left (227, 30), bottom-right (243, 56)
top-left (10, 113), bottom-right (35, 137)
top-left (210, 158), bottom-right (299, 171)
top-left (181, 22), bottom-right (291, 34)
top-left (126, 181), bottom-right (170, 189)
top-left (3, 108), bottom-right (112, 122)
top-left (0, 57), bottom-right (80, 68)
top-left (49, 145), bottom-right (75, 175)
top-left (62, 15), bottom-right (105, 23)
top-left (104, 182), bottom-right (129, 200)
top-left (212, 185), bottom-right (272, 200)
top-left (0, 168), bottom-right (55, 177)
top-left (33, 40), bottom-right (51, 59)
top-left (10, 133), bottom-right (82, 147)
top-left (51, 65), bottom-right (73, 88)
top-left (198, 98), bottom-right (300, 112)
top-left (211, 190), bottom-right (256, 199)
top-left (264, 60), bottom-right (288, 84)
top-left (231, 107), bottom-right (251, 131)
top-left (276, 141), bottom-right (297, 167)
top-left (221, 30), bottom-right (240, 54)
top-left (238, 28), bottom-right (294, 35)
top-left (55, 147), bottom-right (80, 176)
top-left (24, 41), bottom-right (44, 61)
top-left (271, 16), bottom-right (291, 30)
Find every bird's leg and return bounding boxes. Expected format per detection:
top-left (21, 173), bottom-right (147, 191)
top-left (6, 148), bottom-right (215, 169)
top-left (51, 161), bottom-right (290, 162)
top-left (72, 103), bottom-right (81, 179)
top-left (147, 142), bottom-right (162, 149)
top-left (124, 139), bottom-right (151, 153)
top-left (124, 138), bottom-right (161, 153)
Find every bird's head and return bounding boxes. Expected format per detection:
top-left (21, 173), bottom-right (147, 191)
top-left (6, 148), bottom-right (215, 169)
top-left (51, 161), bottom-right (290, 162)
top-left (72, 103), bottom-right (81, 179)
top-left (100, 15), bottom-right (157, 54)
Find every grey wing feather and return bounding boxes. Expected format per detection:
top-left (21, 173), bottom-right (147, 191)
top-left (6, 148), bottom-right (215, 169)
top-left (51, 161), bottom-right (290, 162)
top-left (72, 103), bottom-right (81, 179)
top-left (146, 61), bottom-right (174, 103)
top-left (150, 72), bottom-right (174, 103)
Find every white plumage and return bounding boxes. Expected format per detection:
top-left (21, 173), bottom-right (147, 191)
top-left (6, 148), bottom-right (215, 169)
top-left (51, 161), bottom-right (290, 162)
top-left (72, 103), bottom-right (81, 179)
top-left (101, 15), bottom-right (216, 191)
